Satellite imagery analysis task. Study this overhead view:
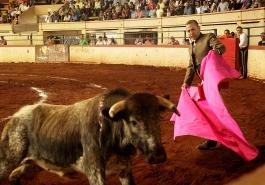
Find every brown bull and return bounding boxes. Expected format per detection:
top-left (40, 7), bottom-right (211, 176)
top-left (0, 88), bottom-right (178, 185)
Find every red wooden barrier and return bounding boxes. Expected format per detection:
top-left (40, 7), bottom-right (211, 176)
top-left (219, 37), bottom-right (240, 70)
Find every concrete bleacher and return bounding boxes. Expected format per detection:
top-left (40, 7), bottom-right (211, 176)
top-left (12, 4), bottom-right (62, 33)
top-left (0, 7), bottom-right (264, 44)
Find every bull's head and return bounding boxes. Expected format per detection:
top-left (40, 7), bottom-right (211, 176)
top-left (107, 93), bottom-right (178, 164)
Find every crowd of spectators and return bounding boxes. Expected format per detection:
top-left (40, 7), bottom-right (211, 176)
top-left (0, 0), bottom-right (29, 24)
top-left (40, 0), bottom-right (265, 23)
top-left (0, 0), bottom-right (264, 24)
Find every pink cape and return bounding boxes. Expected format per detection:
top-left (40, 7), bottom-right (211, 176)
top-left (170, 50), bottom-right (259, 161)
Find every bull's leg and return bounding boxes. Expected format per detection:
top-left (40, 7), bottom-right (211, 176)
top-left (119, 171), bottom-right (135, 185)
top-left (8, 163), bottom-right (31, 185)
top-left (8, 157), bottom-right (75, 183)
top-left (118, 161), bottom-right (135, 185)
top-left (33, 160), bottom-right (75, 177)
top-left (82, 142), bottom-right (105, 185)
top-left (0, 120), bottom-right (28, 183)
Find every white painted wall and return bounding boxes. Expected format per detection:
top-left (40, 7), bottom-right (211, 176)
top-left (0, 46), bottom-right (35, 63)
top-left (70, 46), bottom-right (189, 68)
top-left (0, 46), bottom-right (264, 80)
top-left (248, 49), bottom-right (265, 80)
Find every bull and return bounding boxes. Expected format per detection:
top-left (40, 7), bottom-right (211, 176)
top-left (0, 88), bottom-right (178, 185)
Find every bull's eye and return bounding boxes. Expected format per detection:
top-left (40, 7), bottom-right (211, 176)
top-left (131, 120), bottom-right (138, 126)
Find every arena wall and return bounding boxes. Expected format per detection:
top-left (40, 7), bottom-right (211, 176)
top-left (69, 45), bottom-right (189, 68)
top-left (0, 46), bottom-right (35, 62)
top-left (248, 47), bottom-right (265, 79)
top-left (0, 45), bottom-right (264, 80)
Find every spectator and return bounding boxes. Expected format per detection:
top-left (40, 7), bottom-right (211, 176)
top-left (112, 9), bottom-right (119, 19)
top-left (220, 29), bottom-right (233, 38)
top-left (70, 6), bottom-right (79, 21)
top-left (90, 36), bottom-right (97, 45)
top-left (183, 1), bottom-right (194, 15)
top-left (251, 0), bottom-right (260, 7)
top-left (45, 11), bottom-right (53, 23)
top-left (134, 35), bottom-right (143, 45)
top-left (230, 31), bottom-right (236, 37)
top-left (121, 5), bottom-right (130, 19)
top-left (79, 35), bottom-right (89, 45)
top-left (83, 3), bottom-right (92, 18)
top-left (156, 4), bottom-right (164, 18)
top-left (236, 26), bottom-right (248, 79)
top-left (96, 36), bottom-right (106, 45)
top-left (201, 1), bottom-right (210, 13)
top-left (129, 2), bottom-right (136, 18)
top-left (217, 0), bottom-right (229, 12)
top-left (258, 32), bottom-right (265, 46)
top-left (103, 36), bottom-right (109, 44)
top-left (13, 15), bottom-right (19, 24)
top-left (147, 0), bottom-right (156, 17)
top-left (209, 0), bottom-right (218, 12)
top-left (175, 0), bottom-right (182, 7)
top-left (0, 36), bottom-right (7, 45)
top-left (166, 7), bottom-right (171, 16)
top-left (108, 37), bottom-right (118, 45)
top-left (182, 38), bottom-right (190, 45)
top-left (46, 36), bottom-right (55, 45)
top-left (135, 6), bottom-right (144, 18)
top-left (19, 2), bottom-right (29, 13)
top-left (235, 0), bottom-right (243, 9)
top-left (229, 0), bottom-right (238, 10)
top-left (52, 11), bottom-right (60, 22)
top-left (251, 0), bottom-right (265, 8)
top-left (142, 5), bottom-right (150, 17)
top-left (144, 35), bottom-right (154, 45)
top-left (115, 2), bottom-right (122, 17)
top-left (241, 0), bottom-right (252, 9)
top-left (14, 7), bottom-right (21, 17)
top-left (175, 2), bottom-right (185, 15)
top-left (94, 0), bottom-right (101, 16)
top-left (63, 12), bottom-right (71, 22)
top-left (168, 36), bottom-right (180, 45)
top-left (157, 0), bottom-right (166, 10)
top-left (195, 1), bottom-right (202, 14)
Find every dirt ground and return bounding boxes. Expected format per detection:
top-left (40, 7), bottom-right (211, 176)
top-left (0, 63), bottom-right (265, 185)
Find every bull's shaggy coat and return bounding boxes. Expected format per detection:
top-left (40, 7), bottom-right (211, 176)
top-left (0, 88), bottom-right (177, 185)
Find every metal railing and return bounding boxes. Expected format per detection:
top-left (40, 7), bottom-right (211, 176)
top-left (0, 26), bottom-right (264, 46)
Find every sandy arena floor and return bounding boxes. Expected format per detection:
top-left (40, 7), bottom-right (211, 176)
top-left (0, 63), bottom-right (265, 185)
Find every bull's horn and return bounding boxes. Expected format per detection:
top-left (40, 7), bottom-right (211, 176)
top-left (156, 96), bottom-right (175, 110)
top-left (156, 96), bottom-right (180, 116)
top-left (109, 100), bottom-right (126, 118)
